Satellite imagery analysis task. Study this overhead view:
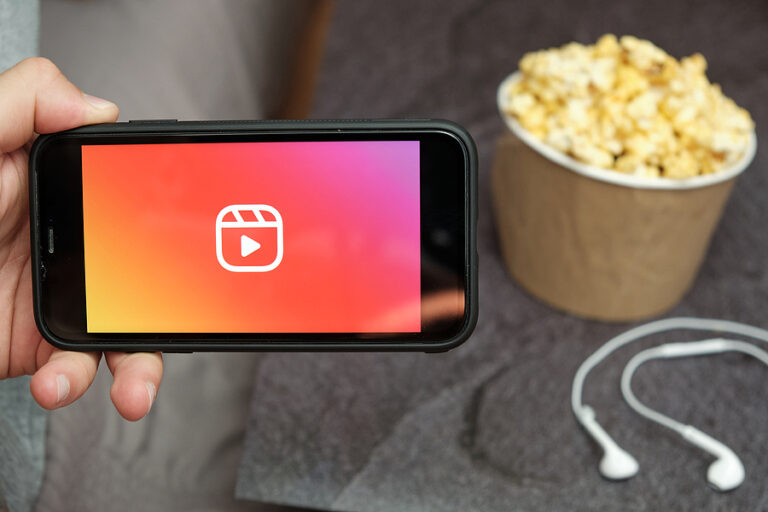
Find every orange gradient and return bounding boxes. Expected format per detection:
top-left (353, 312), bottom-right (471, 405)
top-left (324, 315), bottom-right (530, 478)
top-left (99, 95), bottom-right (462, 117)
top-left (81, 141), bottom-right (421, 333)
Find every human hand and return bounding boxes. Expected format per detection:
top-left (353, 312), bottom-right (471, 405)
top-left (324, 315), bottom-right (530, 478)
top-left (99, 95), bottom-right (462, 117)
top-left (0, 58), bottom-right (162, 421)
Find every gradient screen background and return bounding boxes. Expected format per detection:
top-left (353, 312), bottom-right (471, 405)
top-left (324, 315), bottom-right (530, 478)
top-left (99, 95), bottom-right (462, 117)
top-left (81, 141), bottom-right (421, 333)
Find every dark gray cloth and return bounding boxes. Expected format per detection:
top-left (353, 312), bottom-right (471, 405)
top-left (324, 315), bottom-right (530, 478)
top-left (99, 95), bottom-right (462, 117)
top-left (236, 0), bottom-right (768, 510)
top-left (0, 3), bottom-right (45, 512)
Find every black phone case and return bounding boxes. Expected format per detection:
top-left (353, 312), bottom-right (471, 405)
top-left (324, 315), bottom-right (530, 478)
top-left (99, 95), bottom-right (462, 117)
top-left (29, 119), bottom-right (478, 352)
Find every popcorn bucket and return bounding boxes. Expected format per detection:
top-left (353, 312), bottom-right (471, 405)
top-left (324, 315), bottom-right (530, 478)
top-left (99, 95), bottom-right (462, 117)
top-left (493, 73), bottom-right (757, 321)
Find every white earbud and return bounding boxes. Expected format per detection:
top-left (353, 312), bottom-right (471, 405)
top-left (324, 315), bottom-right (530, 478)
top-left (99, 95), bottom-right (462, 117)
top-left (681, 426), bottom-right (745, 492)
top-left (620, 338), bottom-right (767, 492)
top-left (577, 406), bottom-right (639, 480)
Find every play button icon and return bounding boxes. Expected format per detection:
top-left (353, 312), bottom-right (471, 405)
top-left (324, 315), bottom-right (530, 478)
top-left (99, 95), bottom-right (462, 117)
top-left (240, 235), bottom-right (261, 257)
top-left (216, 204), bottom-right (283, 272)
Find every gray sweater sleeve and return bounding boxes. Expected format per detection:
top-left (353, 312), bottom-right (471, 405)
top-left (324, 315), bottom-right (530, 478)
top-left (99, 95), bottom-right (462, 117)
top-left (0, 378), bottom-right (46, 512)
top-left (0, 3), bottom-right (47, 512)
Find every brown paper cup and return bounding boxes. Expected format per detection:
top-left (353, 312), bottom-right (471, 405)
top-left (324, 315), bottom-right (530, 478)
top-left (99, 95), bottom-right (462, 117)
top-left (493, 73), bottom-right (757, 322)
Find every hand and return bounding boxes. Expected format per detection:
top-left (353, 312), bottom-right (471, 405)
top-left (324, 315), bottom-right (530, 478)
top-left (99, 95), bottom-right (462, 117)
top-left (0, 58), bottom-right (163, 421)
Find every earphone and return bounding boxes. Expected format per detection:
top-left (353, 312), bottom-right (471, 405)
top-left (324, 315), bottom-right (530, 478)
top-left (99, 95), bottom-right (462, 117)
top-left (621, 338), bottom-right (768, 491)
top-left (572, 318), bottom-right (768, 491)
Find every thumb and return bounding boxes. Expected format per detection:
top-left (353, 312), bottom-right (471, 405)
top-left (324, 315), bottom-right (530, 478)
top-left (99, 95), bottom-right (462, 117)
top-left (0, 57), bottom-right (119, 153)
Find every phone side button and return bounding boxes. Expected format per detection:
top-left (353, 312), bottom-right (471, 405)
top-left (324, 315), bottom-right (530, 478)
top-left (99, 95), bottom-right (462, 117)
top-left (127, 119), bottom-right (178, 124)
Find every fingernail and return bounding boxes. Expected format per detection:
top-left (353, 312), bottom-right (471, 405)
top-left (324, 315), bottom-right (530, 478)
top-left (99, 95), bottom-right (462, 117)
top-left (55, 374), bottom-right (70, 404)
top-left (82, 92), bottom-right (116, 109)
top-left (145, 382), bottom-right (157, 410)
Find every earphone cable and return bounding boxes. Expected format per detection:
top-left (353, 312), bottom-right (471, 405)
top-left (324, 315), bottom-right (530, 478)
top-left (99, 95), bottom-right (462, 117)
top-left (620, 339), bottom-right (768, 435)
top-left (572, 317), bottom-right (768, 423)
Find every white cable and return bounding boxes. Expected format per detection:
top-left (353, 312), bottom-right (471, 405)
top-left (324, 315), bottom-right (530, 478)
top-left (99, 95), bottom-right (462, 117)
top-left (621, 338), bottom-right (768, 434)
top-left (572, 317), bottom-right (768, 421)
top-left (619, 338), bottom-right (768, 491)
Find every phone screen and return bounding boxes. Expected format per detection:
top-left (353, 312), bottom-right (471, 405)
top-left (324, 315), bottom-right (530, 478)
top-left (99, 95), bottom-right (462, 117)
top-left (80, 141), bottom-right (421, 334)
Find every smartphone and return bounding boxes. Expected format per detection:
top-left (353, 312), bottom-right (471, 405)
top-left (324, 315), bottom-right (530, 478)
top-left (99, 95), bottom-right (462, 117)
top-left (29, 119), bottom-right (477, 352)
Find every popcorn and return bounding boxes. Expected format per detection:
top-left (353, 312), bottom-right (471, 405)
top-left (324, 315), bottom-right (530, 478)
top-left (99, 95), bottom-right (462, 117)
top-left (504, 34), bottom-right (754, 179)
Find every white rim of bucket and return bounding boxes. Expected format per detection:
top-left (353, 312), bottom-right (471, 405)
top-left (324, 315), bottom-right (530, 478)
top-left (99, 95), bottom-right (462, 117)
top-left (497, 72), bottom-right (757, 190)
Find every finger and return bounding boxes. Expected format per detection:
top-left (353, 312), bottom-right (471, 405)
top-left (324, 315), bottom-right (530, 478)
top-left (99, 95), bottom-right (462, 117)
top-left (29, 350), bottom-right (100, 409)
top-left (105, 352), bottom-right (163, 421)
top-left (0, 57), bottom-right (119, 153)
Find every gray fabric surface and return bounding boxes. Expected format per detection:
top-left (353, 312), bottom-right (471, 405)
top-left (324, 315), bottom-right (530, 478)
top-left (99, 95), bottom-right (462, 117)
top-left (236, 0), bottom-right (768, 510)
top-left (0, 3), bottom-right (45, 512)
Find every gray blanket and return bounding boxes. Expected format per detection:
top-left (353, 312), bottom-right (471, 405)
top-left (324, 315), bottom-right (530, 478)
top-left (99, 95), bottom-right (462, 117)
top-left (236, 0), bottom-right (768, 510)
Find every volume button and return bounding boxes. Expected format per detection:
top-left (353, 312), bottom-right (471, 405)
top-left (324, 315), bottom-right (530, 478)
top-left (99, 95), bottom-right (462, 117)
top-left (127, 119), bottom-right (178, 124)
